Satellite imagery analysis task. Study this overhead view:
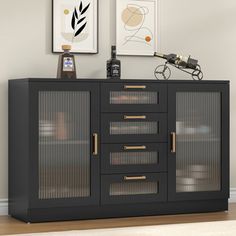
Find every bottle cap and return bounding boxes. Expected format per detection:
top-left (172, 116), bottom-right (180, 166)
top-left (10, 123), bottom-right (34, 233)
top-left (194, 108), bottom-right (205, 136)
top-left (62, 45), bottom-right (71, 51)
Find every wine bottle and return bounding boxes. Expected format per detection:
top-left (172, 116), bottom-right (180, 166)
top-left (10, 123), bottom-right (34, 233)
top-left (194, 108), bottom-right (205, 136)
top-left (154, 52), bottom-right (198, 70)
top-left (107, 46), bottom-right (121, 79)
top-left (57, 45), bottom-right (77, 79)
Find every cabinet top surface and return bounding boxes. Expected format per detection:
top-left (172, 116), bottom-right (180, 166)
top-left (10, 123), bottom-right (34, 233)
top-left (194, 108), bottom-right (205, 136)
top-left (9, 78), bottom-right (229, 84)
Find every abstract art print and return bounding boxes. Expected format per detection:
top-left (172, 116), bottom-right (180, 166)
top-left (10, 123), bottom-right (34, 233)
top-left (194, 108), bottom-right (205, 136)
top-left (53, 0), bottom-right (98, 53)
top-left (116, 0), bottom-right (160, 56)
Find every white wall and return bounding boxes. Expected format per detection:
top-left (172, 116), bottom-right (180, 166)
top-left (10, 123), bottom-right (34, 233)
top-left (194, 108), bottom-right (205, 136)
top-left (0, 0), bottom-right (235, 199)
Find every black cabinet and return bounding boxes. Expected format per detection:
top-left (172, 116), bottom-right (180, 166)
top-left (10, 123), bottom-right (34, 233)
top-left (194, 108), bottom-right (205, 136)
top-left (9, 79), bottom-right (229, 223)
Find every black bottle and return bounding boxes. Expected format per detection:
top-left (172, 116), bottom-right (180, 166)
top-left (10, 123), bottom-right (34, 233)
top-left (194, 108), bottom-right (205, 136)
top-left (107, 46), bottom-right (121, 79)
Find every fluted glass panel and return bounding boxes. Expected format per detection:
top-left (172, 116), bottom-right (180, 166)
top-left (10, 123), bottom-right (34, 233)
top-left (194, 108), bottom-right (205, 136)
top-left (110, 91), bottom-right (158, 104)
top-left (176, 92), bottom-right (221, 192)
top-left (110, 122), bottom-right (158, 135)
top-left (38, 91), bottom-right (90, 199)
top-left (110, 152), bottom-right (158, 165)
top-left (110, 182), bottom-right (158, 196)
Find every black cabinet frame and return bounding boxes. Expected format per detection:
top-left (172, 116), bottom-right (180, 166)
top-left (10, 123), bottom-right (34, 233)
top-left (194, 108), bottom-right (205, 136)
top-left (9, 79), bottom-right (230, 222)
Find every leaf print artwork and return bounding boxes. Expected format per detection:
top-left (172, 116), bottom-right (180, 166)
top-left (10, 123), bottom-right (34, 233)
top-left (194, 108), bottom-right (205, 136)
top-left (53, 0), bottom-right (98, 53)
top-left (71, 1), bottom-right (90, 42)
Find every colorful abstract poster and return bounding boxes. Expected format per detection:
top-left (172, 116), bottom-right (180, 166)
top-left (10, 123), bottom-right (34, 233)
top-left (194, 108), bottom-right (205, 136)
top-left (116, 0), bottom-right (160, 56)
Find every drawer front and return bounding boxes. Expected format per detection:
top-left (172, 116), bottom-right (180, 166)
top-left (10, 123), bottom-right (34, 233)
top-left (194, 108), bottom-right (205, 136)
top-left (101, 173), bottom-right (167, 205)
top-left (101, 143), bottom-right (167, 174)
top-left (101, 113), bottom-right (167, 143)
top-left (101, 83), bottom-right (167, 112)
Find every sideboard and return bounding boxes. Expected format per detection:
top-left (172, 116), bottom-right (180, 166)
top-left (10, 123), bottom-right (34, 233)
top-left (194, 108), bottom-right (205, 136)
top-left (9, 79), bottom-right (229, 222)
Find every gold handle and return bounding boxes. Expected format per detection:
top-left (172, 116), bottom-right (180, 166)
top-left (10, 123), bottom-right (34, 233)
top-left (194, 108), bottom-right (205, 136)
top-left (124, 85), bottom-right (146, 89)
top-left (124, 176), bottom-right (147, 181)
top-left (171, 132), bottom-right (176, 153)
top-left (124, 145), bottom-right (146, 150)
top-left (124, 115), bottom-right (146, 120)
top-left (93, 133), bottom-right (98, 155)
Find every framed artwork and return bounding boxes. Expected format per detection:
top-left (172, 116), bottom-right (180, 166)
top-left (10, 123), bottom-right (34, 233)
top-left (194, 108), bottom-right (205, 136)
top-left (53, 0), bottom-right (98, 54)
top-left (116, 0), bottom-right (160, 56)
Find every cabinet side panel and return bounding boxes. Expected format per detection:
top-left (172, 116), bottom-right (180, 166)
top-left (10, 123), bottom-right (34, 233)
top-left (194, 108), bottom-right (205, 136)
top-left (9, 81), bottom-right (29, 220)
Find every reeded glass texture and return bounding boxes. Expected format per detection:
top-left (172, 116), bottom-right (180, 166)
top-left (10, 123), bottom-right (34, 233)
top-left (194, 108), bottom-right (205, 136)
top-left (110, 122), bottom-right (158, 135)
top-left (176, 92), bottom-right (221, 192)
top-left (110, 182), bottom-right (158, 196)
top-left (38, 91), bottom-right (90, 199)
top-left (110, 91), bottom-right (158, 104)
top-left (110, 152), bottom-right (158, 165)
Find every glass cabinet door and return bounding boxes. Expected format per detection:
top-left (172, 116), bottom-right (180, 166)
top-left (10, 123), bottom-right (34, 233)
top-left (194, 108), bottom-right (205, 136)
top-left (175, 92), bottom-right (221, 193)
top-left (30, 83), bottom-right (99, 207)
top-left (38, 91), bottom-right (91, 199)
top-left (168, 84), bottom-right (229, 201)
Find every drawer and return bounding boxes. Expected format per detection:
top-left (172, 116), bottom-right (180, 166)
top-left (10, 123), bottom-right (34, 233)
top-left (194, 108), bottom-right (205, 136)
top-left (101, 173), bottom-right (167, 205)
top-left (101, 83), bottom-right (167, 112)
top-left (101, 143), bottom-right (167, 174)
top-left (101, 113), bottom-right (167, 143)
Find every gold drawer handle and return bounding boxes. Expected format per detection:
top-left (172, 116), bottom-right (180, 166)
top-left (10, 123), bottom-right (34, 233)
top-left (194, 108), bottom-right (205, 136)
top-left (92, 133), bottom-right (98, 155)
top-left (124, 115), bottom-right (146, 120)
top-left (171, 132), bottom-right (176, 153)
top-left (124, 176), bottom-right (147, 181)
top-left (124, 85), bottom-right (146, 89)
top-left (124, 145), bottom-right (146, 150)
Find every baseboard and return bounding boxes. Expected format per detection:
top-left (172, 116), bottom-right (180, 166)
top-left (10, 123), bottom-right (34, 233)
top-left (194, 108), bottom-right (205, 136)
top-left (229, 188), bottom-right (236, 203)
top-left (0, 189), bottom-right (236, 216)
top-left (0, 199), bottom-right (8, 216)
